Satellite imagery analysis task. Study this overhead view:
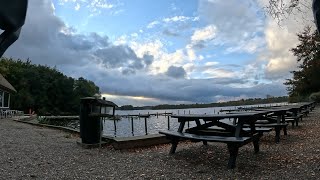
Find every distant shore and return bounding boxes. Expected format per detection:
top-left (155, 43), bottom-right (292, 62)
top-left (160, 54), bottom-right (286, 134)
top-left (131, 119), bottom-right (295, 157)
top-left (118, 96), bottom-right (288, 110)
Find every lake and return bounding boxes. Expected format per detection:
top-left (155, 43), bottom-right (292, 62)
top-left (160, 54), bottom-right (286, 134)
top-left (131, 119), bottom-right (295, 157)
top-left (102, 102), bottom-right (288, 137)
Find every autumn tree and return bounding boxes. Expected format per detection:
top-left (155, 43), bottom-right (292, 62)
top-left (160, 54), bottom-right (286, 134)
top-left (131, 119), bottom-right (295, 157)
top-left (284, 26), bottom-right (320, 101)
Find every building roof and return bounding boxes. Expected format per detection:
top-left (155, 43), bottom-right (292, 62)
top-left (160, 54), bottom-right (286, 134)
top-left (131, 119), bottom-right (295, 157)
top-left (0, 74), bottom-right (16, 93)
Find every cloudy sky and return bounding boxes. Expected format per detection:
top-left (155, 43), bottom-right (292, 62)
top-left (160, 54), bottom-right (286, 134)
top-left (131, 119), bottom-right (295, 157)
top-left (4, 0), bottom-right (315, 106)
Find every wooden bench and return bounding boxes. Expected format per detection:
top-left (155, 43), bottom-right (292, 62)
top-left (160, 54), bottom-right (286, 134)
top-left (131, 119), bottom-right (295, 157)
top-left (285, 113), bottom-right (303, 127)
top-left (301, 109), bottom-right (310, 117)
top-left (159, 130), bottom-right (261, 169)
top-left (187, 126), bottom-right (271, 136)
top-left (243, 122), bottom-right (288, 143)
top-left (242, 127), bottom-right (272, 134)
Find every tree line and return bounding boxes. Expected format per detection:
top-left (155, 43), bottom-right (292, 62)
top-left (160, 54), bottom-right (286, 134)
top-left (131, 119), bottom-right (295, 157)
top-left (118, 96), bottom-right (289, 110)
top-left (0, 58), bottom-right (100, 115)
top-left (284, 27), bottom-right (320, 102)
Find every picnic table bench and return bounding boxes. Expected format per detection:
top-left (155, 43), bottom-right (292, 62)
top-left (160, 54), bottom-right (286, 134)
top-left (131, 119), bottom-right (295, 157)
top-left (159, 112), bottom-right (267, 169)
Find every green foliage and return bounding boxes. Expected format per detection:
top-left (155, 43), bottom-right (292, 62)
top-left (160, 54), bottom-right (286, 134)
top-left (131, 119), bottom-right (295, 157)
top-left (309, 91), bottom-right (320, 102)
top-left (0, 58), bottom-right (100, 115)
top-left (284, 27), bottom-right (320, 100)
top-left (38, 116), bottom-right (80, 129)
top-left (288, 95), bottom-right (309, 103)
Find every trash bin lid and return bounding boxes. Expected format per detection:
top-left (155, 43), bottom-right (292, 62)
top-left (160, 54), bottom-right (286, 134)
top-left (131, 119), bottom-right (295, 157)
top-left (81, 97), bottom-right (118, 107)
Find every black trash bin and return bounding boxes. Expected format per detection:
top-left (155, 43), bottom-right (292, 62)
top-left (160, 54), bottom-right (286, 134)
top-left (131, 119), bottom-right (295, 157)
top-left (80, 97), bottom-right (117, 145)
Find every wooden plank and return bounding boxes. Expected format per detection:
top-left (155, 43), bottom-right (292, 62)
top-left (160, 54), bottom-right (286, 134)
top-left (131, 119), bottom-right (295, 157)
top-left (159, 130), bottom-right (252, 143)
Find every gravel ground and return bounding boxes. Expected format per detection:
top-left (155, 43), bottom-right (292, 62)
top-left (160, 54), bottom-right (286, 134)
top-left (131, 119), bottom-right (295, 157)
top-left (1, 107), bottom-right (320, 180)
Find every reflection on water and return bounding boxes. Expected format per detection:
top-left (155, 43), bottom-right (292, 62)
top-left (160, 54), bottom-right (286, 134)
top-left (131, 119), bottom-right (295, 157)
top-left (102, 102), bottom-right (287, 137)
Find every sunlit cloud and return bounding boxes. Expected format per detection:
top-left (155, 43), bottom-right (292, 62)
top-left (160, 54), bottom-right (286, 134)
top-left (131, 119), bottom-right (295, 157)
top-left (75, 3), bottom-right (80, 10)
top-left (147, 21), bottom-right (160, 29)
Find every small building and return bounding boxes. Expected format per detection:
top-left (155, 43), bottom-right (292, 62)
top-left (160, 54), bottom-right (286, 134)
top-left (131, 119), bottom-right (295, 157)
top-left (0, 74), bottom-right (16, 110)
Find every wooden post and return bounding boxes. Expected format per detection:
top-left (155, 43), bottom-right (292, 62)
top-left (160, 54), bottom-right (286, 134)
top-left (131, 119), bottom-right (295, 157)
top-left (113, 118), bottom-right (117, 135)
top-left (144, 117), bottom-right (148, 135)
top-left (131, 117), bottom-right (134, 136)
top-left (99, 118), bottom-right (102, 150)
top-left (167, 116), bottom-right (170, 130)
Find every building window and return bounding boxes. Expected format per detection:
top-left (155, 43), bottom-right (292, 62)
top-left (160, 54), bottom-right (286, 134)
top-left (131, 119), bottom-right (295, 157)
top-left (0, 90), bottom-right (3, 107)
top-left (3, 92), bottom-right (9, 107)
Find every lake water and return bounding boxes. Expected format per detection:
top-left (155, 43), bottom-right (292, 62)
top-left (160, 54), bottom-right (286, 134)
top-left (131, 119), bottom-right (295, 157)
top-left (102, 102), bottom-right (288, 137)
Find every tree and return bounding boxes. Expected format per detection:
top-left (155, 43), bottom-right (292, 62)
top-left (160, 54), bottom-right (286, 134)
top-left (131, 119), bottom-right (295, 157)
top-left (265, 0), bottom-right (311, 25)
top-left (0, 58), bottom-right (100, 115)
top-left (284, 27), bottom-right (320, 100)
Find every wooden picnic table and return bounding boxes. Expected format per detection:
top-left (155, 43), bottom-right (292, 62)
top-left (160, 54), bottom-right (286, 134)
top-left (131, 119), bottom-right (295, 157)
top-left (253, 105), bottom-right (310, 142)
top-left (226, 104), bottom-right (309, 143)
top-left (159, 111), bottom-right (268, 169)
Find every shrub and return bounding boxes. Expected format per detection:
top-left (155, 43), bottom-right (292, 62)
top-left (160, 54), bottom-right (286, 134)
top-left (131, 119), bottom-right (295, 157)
top-left (309, 91), bottom-right (320, 102)
top-left (288, 95), bottom-right (309, 103)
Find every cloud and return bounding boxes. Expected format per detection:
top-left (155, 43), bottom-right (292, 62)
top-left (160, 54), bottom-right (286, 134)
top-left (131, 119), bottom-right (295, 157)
top-left (147, 21), bottom-right (160, 29)
top-left (75, 3), bottom-right (80, 10)
top-left (58, 0), bottom-right (121, 16)
top-left (90, 0), bottom-right (114, 9)
top-left (262, 21), bottom-right (299, 80)
top-left (166, 66), bottom-right (186, 78)
top-left (260, 0), bottom-right (314, 80)
top-left (198, 0), bottom-right (264, 44)
top-left (147, 15), bottom-right (199, 31)
top-left (4, 0), bottom-right (152, 76)
top-left (3, 0), bottom-right (292, 106)
top-left (191, 25), bottom-right (217, 42)
top-left (94, 71), bottom-right (287, 105)
top-left (162, 29), bottom-right (179, 37)
top-left (225, 36), bottom-right (265, 54)
top-left (197, 0), bottom-right (314, 82)
top-left (94, 44), bottom-right (153, 74)
top-left (163, 16), bottom-right (192, 23)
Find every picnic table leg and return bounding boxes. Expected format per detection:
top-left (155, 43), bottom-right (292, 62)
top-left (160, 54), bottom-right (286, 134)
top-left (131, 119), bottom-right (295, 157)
top-left (281, 113), bottom-right (287, 135)
top-left (227, 143), bottom-right (239, 169)
top-left (275, 126), bottom-right (280, 143)
top-left (195, 119), bottom-right (207, 145)
top-left (291, 121), bottom-right (295, 128)
top-left (169, 138), bottom-right (179, 154)
top-left (294, 111), bottom-right (299, 127)
top-left (253, 136), bottom-right (260, 153)
top-left (283, 127), bottom-right (287, 135)
top-left (169, 120), bottom-right (186, 154)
